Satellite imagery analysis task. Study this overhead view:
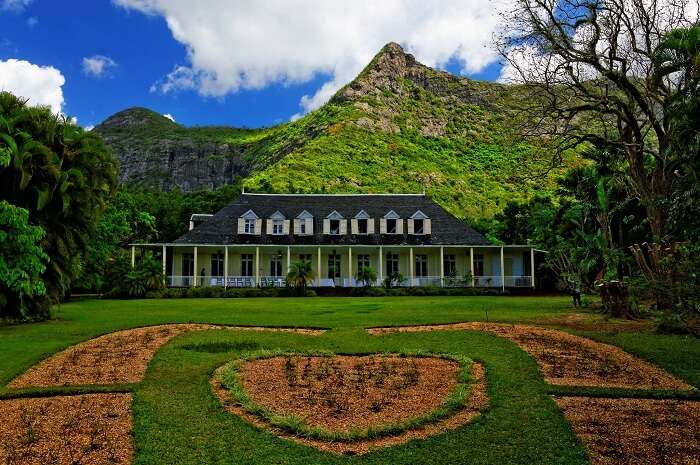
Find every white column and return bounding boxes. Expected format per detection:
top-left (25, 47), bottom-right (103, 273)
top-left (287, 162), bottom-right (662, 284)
top-left (317, 247), bottom-right (322, 286)
top-left (500, 246), bottom-right (505, 292)
top-left (287, 246), bottom-right (291, 272)
top-left (530, 248), bottom-right (536, 288)
top-left (348, 247), bottom-right (353, 287)
top-left (409, 247), bottom-right (414, 287)
top-left (193, 246), bottom-right (198, 287)
top-left (439, 246), bottom-right (444, 287)
top-left (224, 246), bottom-right (229, 288)
top-left (161, 245), bottom-right (167, 287)
top-left (378, 245), bottom-right (383, 285)
top-left (255, 246), bottom-right (260, 287)
top-left (131, 245), bottom-right (135, 268)
top-left (470, 247), bottom-right (474, 287)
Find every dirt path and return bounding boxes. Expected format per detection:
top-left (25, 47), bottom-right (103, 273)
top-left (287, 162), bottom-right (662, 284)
top-left (368, 322), bottom-right (692, 390)
top-left (9, 324), bottom-right (324, 388)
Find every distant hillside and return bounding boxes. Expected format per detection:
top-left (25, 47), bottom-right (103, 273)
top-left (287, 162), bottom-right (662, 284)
top-left (95, 43), bottom-right (579, 220)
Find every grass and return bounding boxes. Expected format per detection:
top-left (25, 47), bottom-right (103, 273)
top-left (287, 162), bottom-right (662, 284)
top-left (0, 295), bottom-right (698, 464)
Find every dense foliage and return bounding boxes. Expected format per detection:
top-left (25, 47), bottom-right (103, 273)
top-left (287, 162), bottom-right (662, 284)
top-left (0, 92), bottom-right (117, 318)
top-left (0, 201), bottom-right (49, 319)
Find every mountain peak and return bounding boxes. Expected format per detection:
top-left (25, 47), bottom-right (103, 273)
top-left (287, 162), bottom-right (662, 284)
top-left (95, 107), bottom-right (179, 132)
top-left (331, 42), bottom-right (419, 103)
top-left (332, 41), bottom-right (485, 108)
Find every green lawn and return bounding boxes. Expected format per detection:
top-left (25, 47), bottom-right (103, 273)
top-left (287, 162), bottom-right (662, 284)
top-left (1, 296), bottom-right (698, 464)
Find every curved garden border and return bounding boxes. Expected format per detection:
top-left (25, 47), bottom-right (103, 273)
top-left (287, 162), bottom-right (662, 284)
top-left (213, 353), bottom-right (487, 455)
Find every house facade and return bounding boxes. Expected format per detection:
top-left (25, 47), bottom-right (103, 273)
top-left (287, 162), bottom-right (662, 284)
top-left (131, 193), bottom-right (538, 289)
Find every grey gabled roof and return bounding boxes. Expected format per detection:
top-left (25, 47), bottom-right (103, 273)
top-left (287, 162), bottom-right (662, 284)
top-left (174, 193), bottom-right (491, 246)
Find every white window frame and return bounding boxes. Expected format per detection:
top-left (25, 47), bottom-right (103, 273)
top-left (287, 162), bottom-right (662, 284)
top-left (415, 254), bottom-right (428, 277)
top-left (270, 254), bottom-right (283, 277)
top-left (357, 254), bottom-right (371, 270)
top-left (272, 220), bottom-right (284, 235)
top-left (244, 219), bottom-right (255, 234)
top-left (386, 253), bottom-right (400, 275)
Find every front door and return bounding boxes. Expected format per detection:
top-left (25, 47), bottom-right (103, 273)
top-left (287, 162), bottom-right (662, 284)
top-left (182, 253), bottom-right (194, 286)
top-left (327, 254), bottom-right (341, 283)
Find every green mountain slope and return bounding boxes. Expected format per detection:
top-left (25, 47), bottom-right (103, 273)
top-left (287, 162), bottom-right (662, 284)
top-left (96, 43), bottom-right (578, 220)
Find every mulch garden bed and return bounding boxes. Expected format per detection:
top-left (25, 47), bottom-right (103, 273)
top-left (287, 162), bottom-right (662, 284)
top-left (9, 324), bottom-right (323, 388)
top-left (554, 396), bottom-right (700, 465)
top-left (368, 323), bottom-right (692, 389)
top-left (0, 393), bottom-right (133, 465)
top-left (212, 360), bottom-right (488, 455)
top-left (240, 355), bottom-right (460, 433)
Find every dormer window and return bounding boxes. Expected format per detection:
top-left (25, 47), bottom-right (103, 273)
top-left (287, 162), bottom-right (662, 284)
top-left (269, 210), bottom-right (286, 235)
top-left (414, 219), bottom-right (424, 234)
top-left (295, 210), bottom-right (314, 236)
top-left (324, 210), bottom-right (346, 235)
top-left (409, 210), bottom-right (431, 235)
top-left (358, 218), bottom-right (368, 234)
top-left (381, 210), bottom-right (402, 235)
top-left (238, 209), bottom-right (260, 235)
top-left (244, 219), bottom-right (256, 234)
top-left (352, 210), bottom-right (373, 235)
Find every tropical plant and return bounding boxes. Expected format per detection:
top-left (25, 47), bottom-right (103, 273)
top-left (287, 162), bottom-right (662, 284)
top-left (106, 251), bottom-right (163, 298)
top-left (355, 267), bottom-right (377, 288)
top-left (286, 260), bottom-right (315, 294)
top-left (0, 201), bottom-right (50, 319)
top-left (125, 270), bottom-right (148, 298)
top-left (383, 271), bottom-right (404, 289)
top-left (0, 92), bottom-right (117, 317)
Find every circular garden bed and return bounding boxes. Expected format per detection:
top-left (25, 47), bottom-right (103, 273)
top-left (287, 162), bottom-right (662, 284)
top-left (213, 351), bottom-right (487, 453)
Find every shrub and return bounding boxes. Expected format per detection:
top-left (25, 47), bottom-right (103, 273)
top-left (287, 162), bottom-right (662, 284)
top-left (107, 251), bottom-right (164, 298)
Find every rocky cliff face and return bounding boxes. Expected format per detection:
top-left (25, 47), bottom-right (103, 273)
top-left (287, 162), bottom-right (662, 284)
top-left (94, 108), bottom-right (249, 190)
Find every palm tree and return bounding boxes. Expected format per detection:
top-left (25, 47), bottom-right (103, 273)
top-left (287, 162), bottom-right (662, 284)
top-left (286, 260), bottom-right (315, 295)
top-left (356, 267), bottom-right (377, 288)
top-left (0, 92), bottom-right (117, 318)
top-left (383, 271), bottom-right (404, 289)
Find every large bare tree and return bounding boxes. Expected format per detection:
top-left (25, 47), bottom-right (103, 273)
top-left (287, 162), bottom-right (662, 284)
top-left (497, 0), bottom-right (699, 239)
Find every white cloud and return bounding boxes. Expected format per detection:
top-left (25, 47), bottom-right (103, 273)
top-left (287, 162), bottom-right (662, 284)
top-left (1, 0), bottom-right (32, 12)
top-left (113, 0), bottom-right (507, 115)
top-left (82, 55), bottom-right (117, 78)
top-left (163, 113), bottom-right (175, 122)
top-left (0, 58), bottom-right (64, 114)
top-left (26, 16), bottom-right (37, 27)
top-left (84, 125), bottom-right (95, 131)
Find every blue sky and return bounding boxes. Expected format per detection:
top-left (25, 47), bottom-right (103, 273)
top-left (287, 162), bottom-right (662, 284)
top-left (0, 1), bottom-right (505, 129)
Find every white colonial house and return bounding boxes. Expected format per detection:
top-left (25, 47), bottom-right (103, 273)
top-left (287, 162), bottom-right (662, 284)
top-left (131, 193), bottom-right (540, 289)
